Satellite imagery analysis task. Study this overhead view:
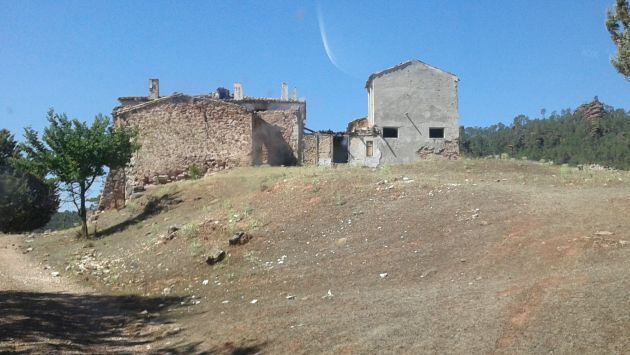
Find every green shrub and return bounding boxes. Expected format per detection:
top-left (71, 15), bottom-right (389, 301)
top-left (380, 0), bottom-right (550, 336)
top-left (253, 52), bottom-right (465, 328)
top-left (0, 167), bottom-right (59, 233)
top-left (181, 223), bottom-right (200, 239)
top-left (188, 165), bottom-right (202, 180)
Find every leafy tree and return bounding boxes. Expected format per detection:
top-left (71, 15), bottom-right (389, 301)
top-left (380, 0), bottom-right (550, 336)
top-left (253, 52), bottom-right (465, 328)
top-left (0, 129), bottom-right (19, 166)
top-left (606, 0), bottom-right (630, 79)
top-left (0, 166), bottom-right (59, 233)
top-left (0, 128), bottom-right (58, 233)
top-left (20, 110), bottom-right (138, 238)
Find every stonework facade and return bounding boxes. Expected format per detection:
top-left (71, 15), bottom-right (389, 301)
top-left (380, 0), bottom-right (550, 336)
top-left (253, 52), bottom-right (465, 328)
top-left (99, 81), bottom-right (305, 210)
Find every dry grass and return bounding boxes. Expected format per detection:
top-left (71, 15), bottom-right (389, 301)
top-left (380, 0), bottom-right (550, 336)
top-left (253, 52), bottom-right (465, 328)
top-left (28, 159), bottom-right (630, 353)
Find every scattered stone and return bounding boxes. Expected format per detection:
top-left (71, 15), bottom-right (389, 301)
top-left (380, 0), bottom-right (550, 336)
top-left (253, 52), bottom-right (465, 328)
top-left (155, 175), bottom-right (169, 184)
top-left (132, 185), bottom-right (146, 193)
top-left (594, 231), bottom-right (614, 236)
top-left (139, 310), bottom-right (149, 315)
top-left (335, 238), bottom-right (347, 247)
top-left (277, 255), bottom-right (287, 264)
top-left (250, 299), bottom-right (258, 304)
top-left (206, 249), bottom-right (226, 265)
top-left (420, 268), bottom-right (437, 278)
top-left (286, 295), bottom-right (296, 300)
top-left (222, 300), bottom-right (229, 304)
top-left (322, 289), bottom-right (333, 299)
top-left (51, 271), bottom-right (60, 277)
top-left (229, 231), bottom-right (251, 245)
top-left (202, 279), bottom-right (209, 285)
top-left (379, 273), bottom-right (388, 278)
top-left (25, 247), bottom-right (33, 253)
top-left (162, 287), bottom-right (172, 295)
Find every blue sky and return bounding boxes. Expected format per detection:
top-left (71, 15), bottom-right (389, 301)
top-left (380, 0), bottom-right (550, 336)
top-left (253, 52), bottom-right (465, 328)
top-left (1, 0), bottom-right (628, 138)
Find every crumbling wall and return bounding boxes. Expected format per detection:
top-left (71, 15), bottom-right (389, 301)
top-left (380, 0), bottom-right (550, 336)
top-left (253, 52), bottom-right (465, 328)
top-left (253, 110), bottom-right (300, 165)
top-left (251, 113), bottom-right (297, 166)
top-left (303, 135), bottom-right (318, 165)
top-left (234, 99), bottom-right (305, 163)
top-left (416, 139), bottom-right (459, 160)
top-left (98, 169), bottom-right (126, 210)
top-left (317, 134), bottom-right (333, 166)
top-left (348, 136), bottom-right (381, 168)
top-left (115, 96), bottom-right (253, 188)
top-left (302, 133), bottom-right (333, 166)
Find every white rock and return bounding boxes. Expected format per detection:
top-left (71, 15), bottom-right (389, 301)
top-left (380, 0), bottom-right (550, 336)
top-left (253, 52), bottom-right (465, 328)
top-left (250, 299), bottom-right (258, 304)
top-left (51, 272), bottom-right (60, 277)
top-left (202, 279), bottom-right (209, 285)
top-left (379, 273), bottom-right (388, 278)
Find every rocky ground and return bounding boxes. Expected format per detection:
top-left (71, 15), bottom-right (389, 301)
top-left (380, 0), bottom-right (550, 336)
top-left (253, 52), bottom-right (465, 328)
top-left (2, 159), bottom-right (630, 353)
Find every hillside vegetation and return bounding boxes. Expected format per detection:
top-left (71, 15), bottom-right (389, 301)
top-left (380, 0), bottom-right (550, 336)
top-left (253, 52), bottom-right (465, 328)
top-left (20, 159), bottom-right (630, 353)
top-left (460, 100), bottom-right (630, 169)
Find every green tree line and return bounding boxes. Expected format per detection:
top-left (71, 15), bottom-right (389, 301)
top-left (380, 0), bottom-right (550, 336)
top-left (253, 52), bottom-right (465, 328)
top-left (459, 103), bottom-right (630, 170)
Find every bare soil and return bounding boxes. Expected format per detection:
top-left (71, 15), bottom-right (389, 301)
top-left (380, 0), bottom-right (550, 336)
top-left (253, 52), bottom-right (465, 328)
top-left (3, 159), bottom-right (630, 353)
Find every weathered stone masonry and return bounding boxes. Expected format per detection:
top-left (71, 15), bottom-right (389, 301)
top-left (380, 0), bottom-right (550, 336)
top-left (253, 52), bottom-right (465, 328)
top-left (99, 81), bottom-right (305, 210)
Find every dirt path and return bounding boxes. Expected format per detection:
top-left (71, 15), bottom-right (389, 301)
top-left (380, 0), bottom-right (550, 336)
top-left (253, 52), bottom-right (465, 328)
top-left (0, 235), bottom-right (89, 294)
top-left (0, 234), bottom-right (201, 354)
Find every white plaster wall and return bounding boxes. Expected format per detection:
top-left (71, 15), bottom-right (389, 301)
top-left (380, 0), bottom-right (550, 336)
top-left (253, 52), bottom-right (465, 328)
top-left (371, 61), bottom-right (459, 164)
top-left (348, 136), bottom-right (380, 168)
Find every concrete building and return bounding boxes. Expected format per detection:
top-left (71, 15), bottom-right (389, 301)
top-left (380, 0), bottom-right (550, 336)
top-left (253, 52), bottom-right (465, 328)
top-left (99, 79), bottom-right (305, 210)
top-left (303, 60), bottom-right (459, 168)
top-left (349, 60), bottom-right (460, 166)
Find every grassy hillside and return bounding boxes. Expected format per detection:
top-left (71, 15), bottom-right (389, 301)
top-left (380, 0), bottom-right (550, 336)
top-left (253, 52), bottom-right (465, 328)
top-left (28, 159), bottom-right (630, 353)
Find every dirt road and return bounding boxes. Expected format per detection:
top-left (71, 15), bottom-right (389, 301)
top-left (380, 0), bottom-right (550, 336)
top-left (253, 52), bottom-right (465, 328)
top-left (0, 234), bottom-right (199, 354)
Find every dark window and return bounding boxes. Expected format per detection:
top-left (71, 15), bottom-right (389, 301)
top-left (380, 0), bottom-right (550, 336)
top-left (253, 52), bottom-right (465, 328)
top-left (429, 127), bottom-right (444, 138)
top-left (382, 127), bottom-right (398, 138)
top-left (366, 141), bottom-right (373, 157)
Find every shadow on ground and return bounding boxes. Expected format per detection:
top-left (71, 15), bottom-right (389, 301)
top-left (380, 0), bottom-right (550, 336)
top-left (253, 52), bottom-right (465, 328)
top-left (96, 192), bottom-right (183, 238)
top-left (0, 291), bottom-right (203, 353)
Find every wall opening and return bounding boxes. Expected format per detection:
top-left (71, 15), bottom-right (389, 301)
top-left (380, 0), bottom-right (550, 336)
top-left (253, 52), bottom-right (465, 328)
top-left (366, 140), bottom-right (373, 157)
top-left (251, 114), bottom-right (298, 166)
top-left (429, 127), bottom-right (445, 138)
top-left (382, 127), bottom-right (398, 138)
top-left (332, 135), bottom-right (348, 163)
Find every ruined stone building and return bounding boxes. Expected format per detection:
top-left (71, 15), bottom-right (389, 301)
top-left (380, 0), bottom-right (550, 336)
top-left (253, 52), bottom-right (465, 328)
top-left (305, 60), bottom-right (460, 167)
top-left (99, 80), bottom-right (305, 209)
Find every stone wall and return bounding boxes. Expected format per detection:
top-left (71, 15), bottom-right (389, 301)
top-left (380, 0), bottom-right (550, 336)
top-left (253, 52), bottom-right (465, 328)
top-left (252, 113), bottom-right (297, 166)
top-left (98, 169), bottom-right (126, 210)
top-left (98, 94), bottom-right (306, 210)
top-left (302, 133), bottom-right (334, 166)
top-left (114, 96), bottom-right (253, 189)
top-left (303, 135), bottom-right (318, 165)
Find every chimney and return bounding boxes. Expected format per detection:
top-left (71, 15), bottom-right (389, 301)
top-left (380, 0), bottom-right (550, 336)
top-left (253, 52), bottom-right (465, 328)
top-left (233, 82), bottom-right (243, 100)
top-left (281, 82), bottom-right (288, 100)
top-left (291, 88), bottom-right (297, 101)
top-left (149, 79), bottom-right (159, 100)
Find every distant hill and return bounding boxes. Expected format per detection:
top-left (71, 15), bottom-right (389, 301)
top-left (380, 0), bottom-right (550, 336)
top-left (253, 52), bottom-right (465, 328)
top-left (460, 99), bottom-right (630, 169)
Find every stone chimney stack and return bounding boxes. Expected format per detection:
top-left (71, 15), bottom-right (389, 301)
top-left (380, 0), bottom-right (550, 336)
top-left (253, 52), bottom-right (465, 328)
top-left (291, 88), bottom-right (297, 101)
top-left (233, 82), bottom-right (243, 100)
top-left (149, 79), bottom-right (159, 100)
top-left (281, 82), bottom-right (288, 100)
